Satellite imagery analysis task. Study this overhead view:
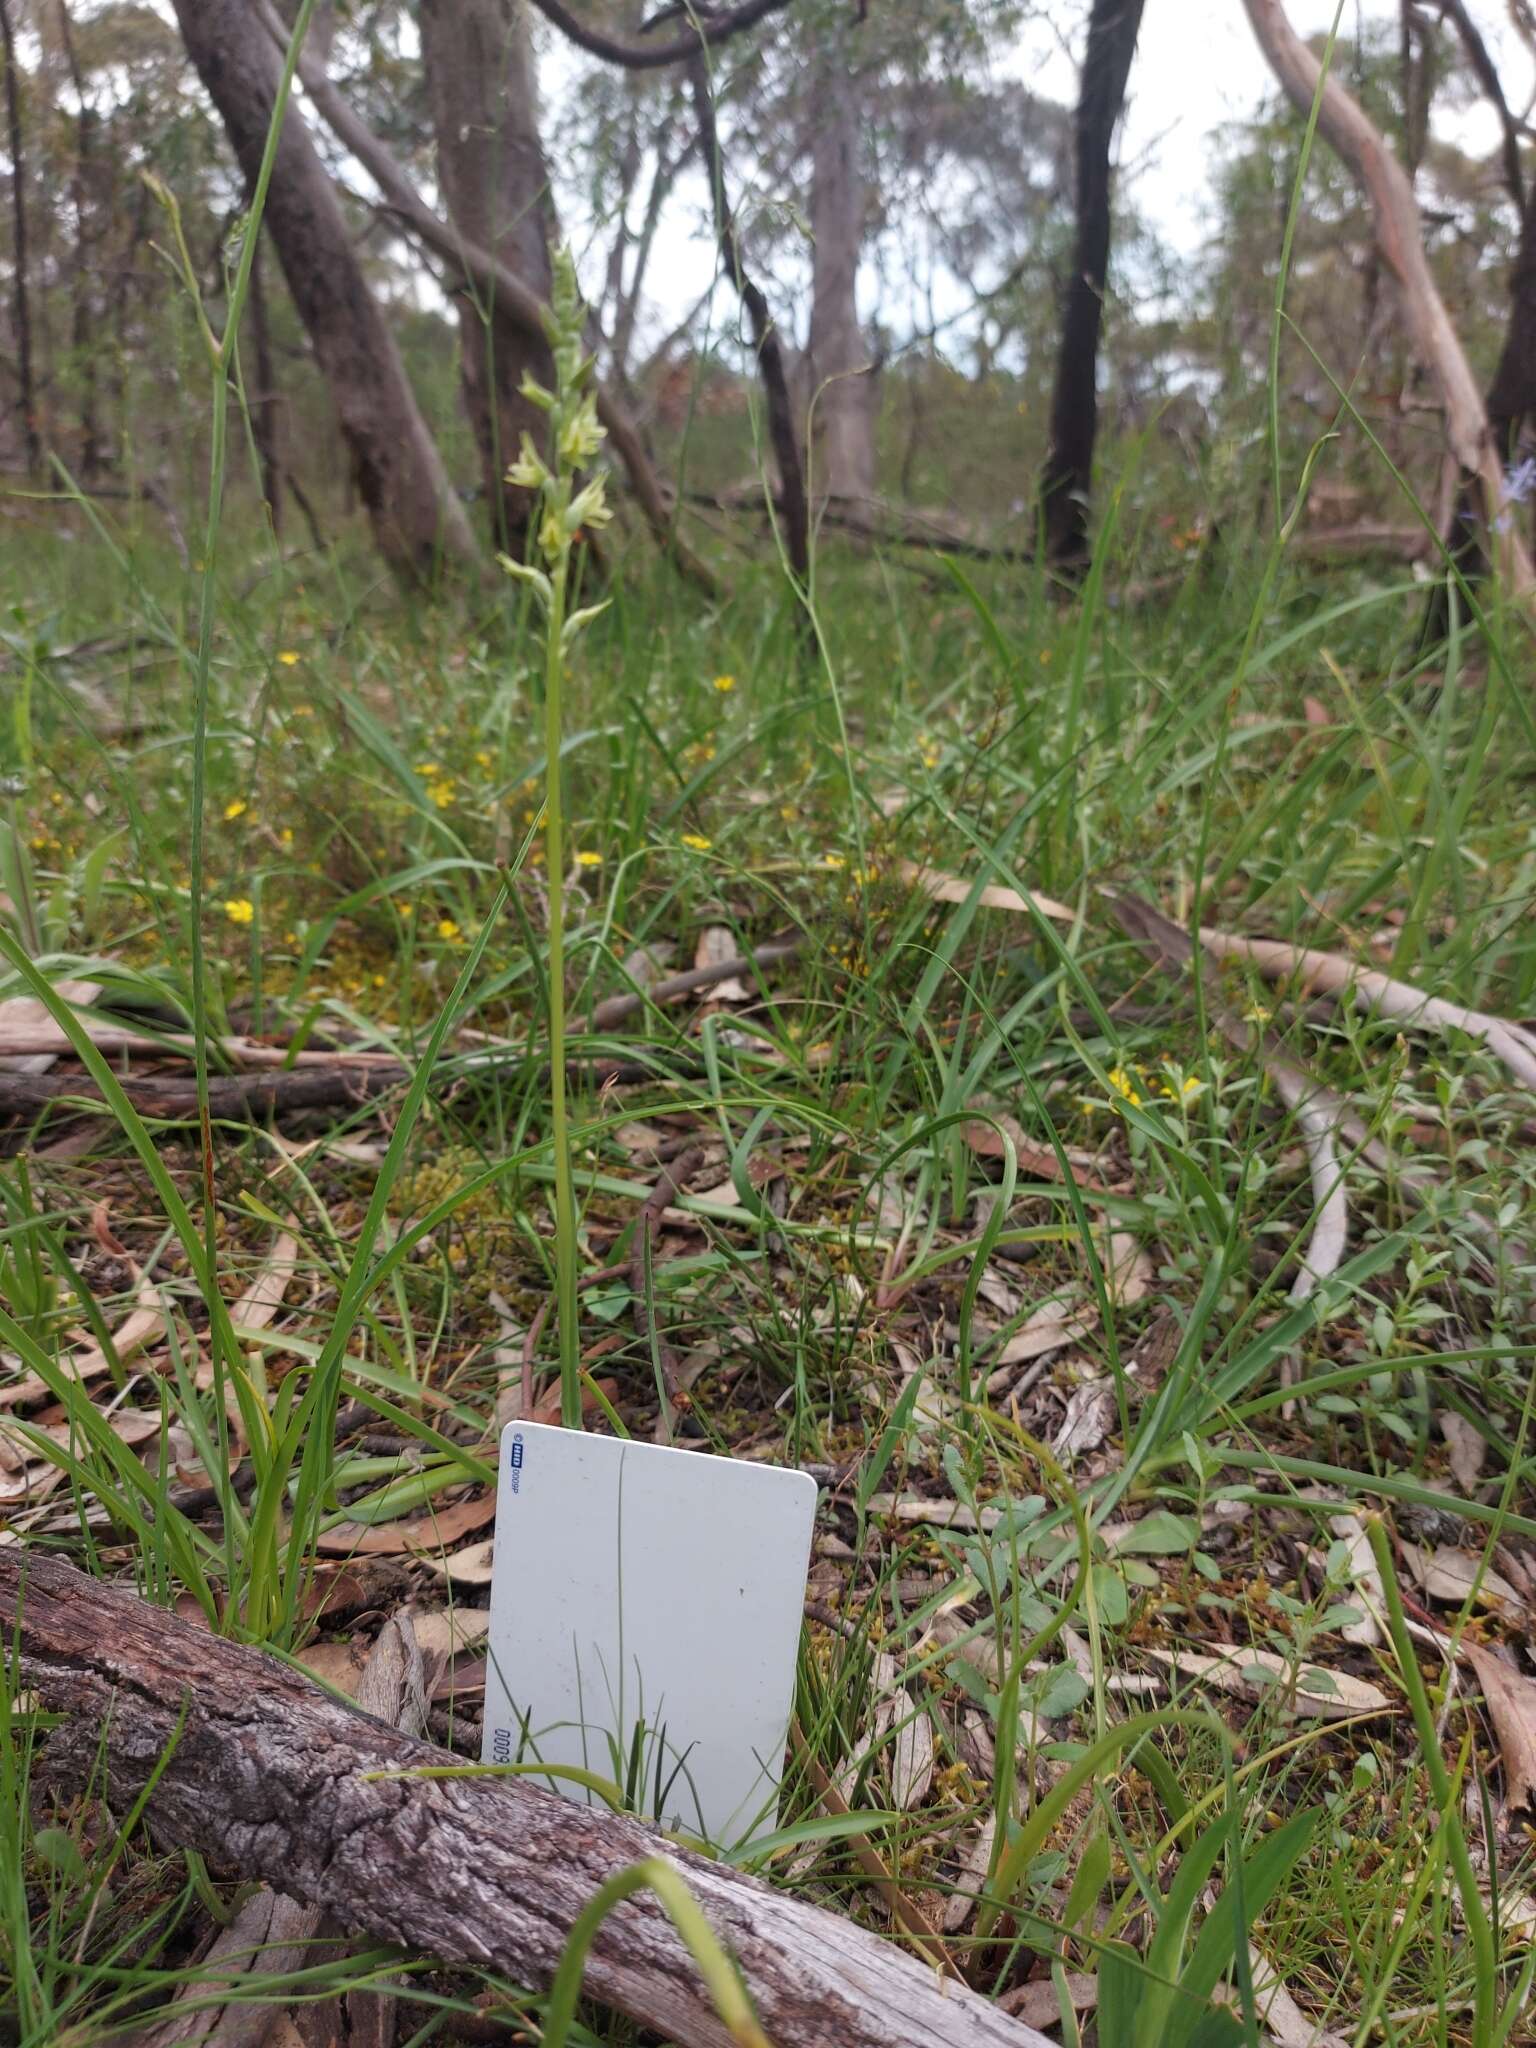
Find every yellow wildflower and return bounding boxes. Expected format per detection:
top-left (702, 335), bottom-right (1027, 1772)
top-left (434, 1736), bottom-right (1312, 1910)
top-left (1107, 1066), bottom-right (1143, 1108)
top-left (415, 762), bottom-right (438, 777)
top-left (681, 833), bottom-right (712, 852)
top-left (712, 673), bottom-right (736, 694)
top-left (824, 853), bottom-right (846, 871)
top-left (574, 850), bottom-right (603, 868)
top-left (223, 798), bottom-right (247, 821)
top-left (475, 749), bottom-right (493, 769)
top-left (224, 898), bottom-right (254, 926)
top-left (280, 827), bottom-right (294, 846)
top-left (779, 803), bottom-right (798, 822)
top-left (276, 650), bottom-right (300, 666)
top-left (437, 918), bottom-right (461, 941)
top-left (428, 780), bottom-right (456, 810)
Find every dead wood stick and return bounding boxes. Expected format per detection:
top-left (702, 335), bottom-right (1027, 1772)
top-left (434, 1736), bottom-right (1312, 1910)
top-left (1108, 891), bottom-right (1527, 1279)
top-left (1194, 925), bottom-right (1536, 1091)
top-left (0, 941), bottom-right (805, 1124)
top-left (5, 1552), bottom-right (1052, 2048)
top-left (587, 936), bottom-right (802, 1028)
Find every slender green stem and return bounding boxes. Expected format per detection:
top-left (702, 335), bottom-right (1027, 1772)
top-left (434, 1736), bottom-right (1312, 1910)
top-left (182, 0), bottom-right (319, 1633)
top-left (542, 1856), bottom-right (769, 2048)
top-left (544, 553), bottom-right (581, 1431)
top-left (1366, 1516), bottom-right (1497, 2040)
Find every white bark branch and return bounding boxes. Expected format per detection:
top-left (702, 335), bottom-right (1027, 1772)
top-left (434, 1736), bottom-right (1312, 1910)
top-left (1240, 0), bottom-right (1536, 612)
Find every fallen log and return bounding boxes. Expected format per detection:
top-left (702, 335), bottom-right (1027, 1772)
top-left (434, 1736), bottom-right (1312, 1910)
top-left (0, 939), bottom-right (804, 1125)
top-left (2, 1551), bottom-right (1053, 2048)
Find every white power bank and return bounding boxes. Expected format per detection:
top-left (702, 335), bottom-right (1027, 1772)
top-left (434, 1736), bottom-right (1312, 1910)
top-left (480, 1421), bottom-right (817, 1846)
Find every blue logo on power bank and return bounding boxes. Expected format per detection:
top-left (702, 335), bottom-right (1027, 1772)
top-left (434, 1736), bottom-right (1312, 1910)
top-left (509, 1431), bottom-right (524, 1494)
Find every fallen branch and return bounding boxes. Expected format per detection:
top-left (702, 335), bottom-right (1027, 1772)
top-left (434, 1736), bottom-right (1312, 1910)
top-left (1195, 926), bottom-right (1536, 1092)
top-left (1288, 522), bottom-right (1436, 562)
top-left (1280, 1089), bottom-right (1348, 1399)
top-left (0, 941), bottom-right (805, 1125)
top-left (693, 483), bottom-right (1036, 564)
top-left (3, 1551), bottom-right (1053, 2048)
top-left (1107, 891), bottom-right (1527, 1279)
top-left (899, 860), bottom-right (1074, 924)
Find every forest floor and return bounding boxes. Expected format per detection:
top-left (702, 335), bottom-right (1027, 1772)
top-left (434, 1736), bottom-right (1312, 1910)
top-left (3, 519), bottom-right (1536, 2048)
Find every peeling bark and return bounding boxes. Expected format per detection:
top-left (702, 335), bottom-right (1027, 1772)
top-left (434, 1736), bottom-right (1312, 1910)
top-left (2, 1551), bottom-right (1054, 2048)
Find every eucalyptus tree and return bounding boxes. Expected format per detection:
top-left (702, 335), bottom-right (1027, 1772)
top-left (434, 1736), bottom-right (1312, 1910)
top-left (171, 0), bottom-right (479, 583)
top-left (419, 0), bottom-right (558, 549)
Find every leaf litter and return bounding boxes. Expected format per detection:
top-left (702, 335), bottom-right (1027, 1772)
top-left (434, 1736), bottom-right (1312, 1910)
top-left (8, 855), bottom-right (1536, 2047)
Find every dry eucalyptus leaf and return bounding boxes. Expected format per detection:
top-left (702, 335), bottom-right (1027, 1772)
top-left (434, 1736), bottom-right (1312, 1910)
top-left (961, 1106), bottom-right (1121, 1192)
top-left (0, 977), bottom-right (102, 1073)
top-left (1328, 1509), bottom-right (1383, 1648)
top-left (1051, 1379), bottom-right (1115, 1463)
top-left (229, 1231), bottom-right (300, 1336)
top-left (621, 940), bottom-right (677, 989)
top-left (314, 1489), bottom-right (498, 1557)
top-left (996, 1296), bottom-right (1098, 1366)
top-left (1402, 1541), bottom-right (1525, 1622)
top-left (693, 924), bottom-right (749, 1001)
top-left (1104, 1229), bottom-right (1152, 1307)
top-left (406, 1606), bottom-right (491, 1658)
top-left (299, 1638), bottom-right (369, 1694)
top-left (1460, 1641), bottom-right (1536, 1815)
top-left (1247, 1944), bottom-right (1350, 2048)
top-left (1143, 1645), bottom-right (1392, 1720)
top-left (1439, 1411), bottom-right (1487, 1494)
top-left (942, 1815), bottom-right (997, 1933)
top-left (419, 1538), bottom-right (496, 1587)
top-left (864, 1493), bottom-right (1010, 1533)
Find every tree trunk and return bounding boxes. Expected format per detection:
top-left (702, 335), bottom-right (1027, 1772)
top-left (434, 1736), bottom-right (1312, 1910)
top-left (2, 1550), bottom-right (1055, 2048)
top-left (690, 56), bottom-right (809, 585)
top-left (1039, 0), bottom-right (1145, 579)
top-left (54, 0), bottom-right (102, 477)
top-left (254, 0), bottom-right (718, 596)
top-left (419, 0), bottom-right (557, 551)
top-left (1241, 0), bottom-right (1536, 612)
top-left (170, 0), bottom-right (479, 585)
top-left (1486, 180), bottom-right (1536, 467)
top-left (0, 0), bottom-right (39, 470)
top-left (1424, 170), bottom-right (1536, 640)
top-left (806, 37), bottom-right (875, 501)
